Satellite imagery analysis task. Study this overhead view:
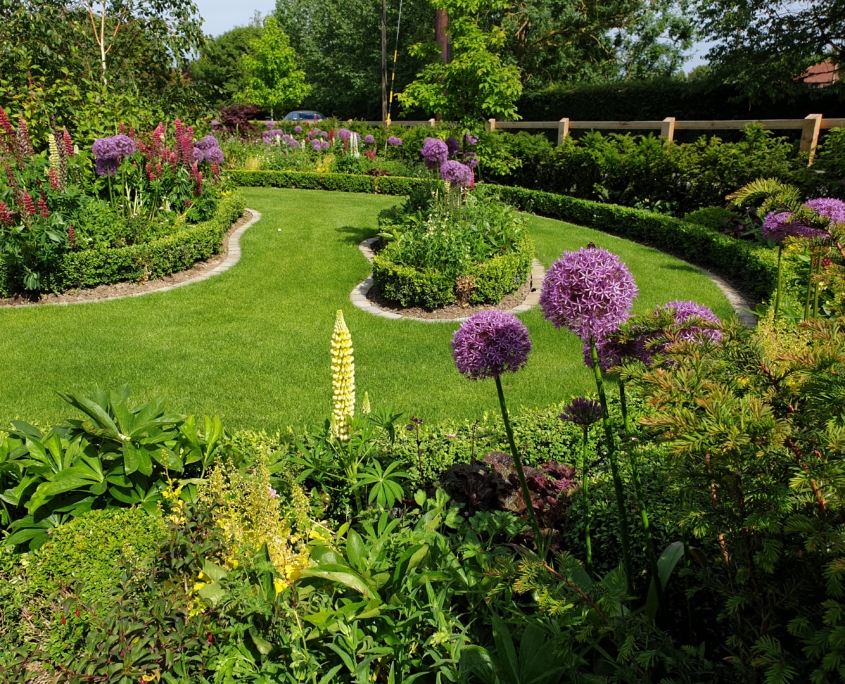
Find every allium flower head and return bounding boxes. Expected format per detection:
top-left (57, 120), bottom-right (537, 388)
top-left (420, 137), bottom-right (448, 169)
top-left (311, 138), bottom-right (322, 151)
top-left (806, 197), bottom-right (845, 225)
top-left (92, 137), bottom-right (118, 160)
top-left (363, 134), bottom-right (375, 145)
top-left (560, 397), bottom-right (602, 426)
top-left (112, 134), bottom-right (135, 157)
top-left (387, 136), bottom-right (402, 146)
top-left (464, 133), bottom-right (478, 146)
top-left (660, 300), bottom-right (723, 345)
top-left (452, 310), bottom-right (532, 380)
top-left (462, 151), bottom-right (479, 169)
top-left (541, 248), bottom-right (638, 341)
top-left (192, 147), bottom-right (205, 162)
top-left (440, 160), bottom-right (473, 188)
top-left (762, 211), bottom-right (827, 242)
top-left (196, 135), bottom-right (219, 151)
top-left (445, 136), bottom-right (460, 157)
top-left (331, 310), bottom-right (355, 441)
top-left (205, 147), bottom-right (225, 164)
top-left (95, 157), bottom-right (119, 177)
top-left (338, 128), bottom-right (352, 141)
top-left (582, 334), bottom-right (646, 372)
top-left (294, 125), bottom-right (303, 134)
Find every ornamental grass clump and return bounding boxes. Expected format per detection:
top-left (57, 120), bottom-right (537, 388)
top-left (452, 310), bottom-right (543, 546)
top-left (541, 246), bottom-right (637, 593)
top-left (331, 310), bottom-right (355, 442)
top-left (560, 397), bottom-right (601, 576)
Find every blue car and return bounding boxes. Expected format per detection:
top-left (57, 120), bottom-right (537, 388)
top-left (283, 110), bottom-right (324, 122)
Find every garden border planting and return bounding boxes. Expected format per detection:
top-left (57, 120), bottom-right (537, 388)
top-left (0, 209), bottom-right (262, 308)
top-left (0, 192), bottom-right (247, 298)
top-left (350, 236), bottom-right (546, 322)
top-left (227, 170), bottom-right (780, 302)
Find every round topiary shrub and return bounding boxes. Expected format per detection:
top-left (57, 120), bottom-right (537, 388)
top-left (372, 193), bottom-right (534, 309)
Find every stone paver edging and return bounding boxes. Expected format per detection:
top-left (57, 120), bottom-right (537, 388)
top-left (350, 237), bottom-right (546, 322)
top-left (352, 236), bottom-right (757, 326)
top-left (3, 209), bottom-right (262, 308)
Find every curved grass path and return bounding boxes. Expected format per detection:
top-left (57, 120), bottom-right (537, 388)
top-left (0, 188), bottom-right (734, 431)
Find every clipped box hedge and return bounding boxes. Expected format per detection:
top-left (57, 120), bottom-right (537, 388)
top-left (372, 234), bottom-right (534, 310)
top-left (54, 192), bottom-right (245, 294)
top-left (227, 170), bottom-right (779, 302)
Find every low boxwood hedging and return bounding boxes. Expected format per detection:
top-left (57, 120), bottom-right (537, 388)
top-left (226, 170), bottom-right (441, 196)
top-left (227, 170), bottom-right (780, 301)
top-left (372, 233), bottom-right (534, 309)
top-left (39, 192), bottom-right (244, 295)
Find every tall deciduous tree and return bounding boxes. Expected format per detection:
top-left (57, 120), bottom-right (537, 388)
top-left (235, 16), bottom-right (310, 118)
top-left (190, 25), bottom-right (264, 107)
top-left (696, 0), bottom-right (845, 101)
top-left (398, 0), bottom-right (523, 123)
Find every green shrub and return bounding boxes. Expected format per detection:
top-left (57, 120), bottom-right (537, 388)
top-left (683, 206), bottom-right (736, 231)
top-left (371, 258), bottom-right (457, 308)
top-left (226, 169), bottom-right (441, 196)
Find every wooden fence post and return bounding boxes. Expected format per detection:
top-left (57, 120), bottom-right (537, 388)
top-left (660, 117), bottom-right (676, 142)
top-left (800, 114), bottom-right (823, 165)
top-left (487, 118), bottom-right (496, 132)
top-left (557, 118), bottom-right (570, 146)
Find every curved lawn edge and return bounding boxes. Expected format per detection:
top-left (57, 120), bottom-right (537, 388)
top-left (227, 171), bottom-right (760, 323)
top-left (1, 209), bottom-right (262, 308)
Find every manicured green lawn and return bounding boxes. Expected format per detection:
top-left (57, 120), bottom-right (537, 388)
top-left (0, 188), bottom-right (734, 431)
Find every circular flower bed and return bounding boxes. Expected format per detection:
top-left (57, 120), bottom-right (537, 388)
top-left (371, 193), bottom-right (534, 310)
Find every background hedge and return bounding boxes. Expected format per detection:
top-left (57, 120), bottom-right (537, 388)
top-left (517, 79), bottom-right (845, 123)
top-left (227, 170), bottom-right (780, 302)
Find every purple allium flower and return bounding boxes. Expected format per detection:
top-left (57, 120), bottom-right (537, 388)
top-left (762, 212), bottom-right (827, 242)
top-left (92, 137), bottom-right (117, 160)
top-left (95, 157), bottom-right (119, 177)
top-left (445, 136), bottom-right (461, 157)
top-left (660, 300), bottom-right (723, 345)
top-left (338, 128), bottom-right (351, 141)
top-left (420, 137), bottom-right (448, 169)
top-left (452, 311), bottom-right (532, 380)
top-left (205, 146), bottom-right (225, 164)
top-left (806, 197), bottom-right (845, 225)
top-left (211, 119), bottom-right (220, 129)
top-left (463, 151), bottom-right (479, 169)
top-left (320, 140), bottom-right (330, 150)
top-left (112, 134), bottom-right (136, 157)
top-left (196, 135), bottom-right (219, 151)
top-left (560, 397), bottom-right (602, 426)
top-left (320, 131), bottom-right (329, 139)
top-left (387, 135), bottom-right (402, 146)
top-left (440, 160), bottom-right (473, 188)
top-left (582, 334), bottom-right (647, 372)
top-left (294, 125), bottom-right (303, 134)
top-left (364, 134), bottom-right (375, 145)
top-left (265, 121), bottom-right (275, 128)
top-left (541, 248), bottom-right (638, 341)
top-left (464, 133), bottom-right (478, 146)
top-left (263, 129), bottom-right (286, 144)
top-left (192, 146), bottom-right (205, 162)
top-left (311, 138), bottom-right (322, 151)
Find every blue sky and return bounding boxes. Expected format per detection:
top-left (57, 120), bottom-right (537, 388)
top-left (194, 0), bottom-right (709, 69)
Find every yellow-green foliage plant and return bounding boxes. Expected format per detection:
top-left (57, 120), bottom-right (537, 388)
top-left (331, 310), bottom-right (355, 442)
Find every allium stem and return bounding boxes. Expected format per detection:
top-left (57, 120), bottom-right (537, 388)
top-left (620, 380), bottom-right (663, 614)
top-left (495, 375), bottom-right (543, 549)
top-left (581, 425), bottom-right (593, 578)
top-left (774, 244), bottom-right (783, 320)
top-left (589, 337), bottom-right (634, 597)
top-left (804, 248), bottom-right (817, 321)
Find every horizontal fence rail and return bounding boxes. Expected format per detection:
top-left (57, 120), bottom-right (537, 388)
top-left (362, 114), bottom-right (845, 165)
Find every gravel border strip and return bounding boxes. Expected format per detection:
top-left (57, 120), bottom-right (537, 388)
top-left (2, 209), bottom-right (262, 309)
top-left (350, 237), bottom-right (546, 323)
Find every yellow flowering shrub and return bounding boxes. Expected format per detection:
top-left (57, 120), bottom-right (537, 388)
top-left (198, 458), bottom-right (312, 592)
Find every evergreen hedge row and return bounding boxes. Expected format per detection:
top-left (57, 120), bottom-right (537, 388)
top-left (0, 192), bottom-right (246, 298)
top-left (229, 171), bottom-right (779, 301)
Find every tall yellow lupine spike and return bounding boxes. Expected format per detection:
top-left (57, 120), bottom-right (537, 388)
top-left (331, 310), bottom-right (355, 441)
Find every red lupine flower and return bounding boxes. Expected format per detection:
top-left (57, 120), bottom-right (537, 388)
top-left (48, 168), bottom-right (61, 191)
top-left (22, 190), bottom-right (36, 215)
top-left (155, 162), bottom-right (162, 178)
top-left (38, 195), bottom-right (49, 218)
top-left (823, 257), bottom-right (833, 268)
top-left (67, 225), bottom-right (76, 247)
top-left (63, 128), bottom-right (74, 156)
top-left (17, 116), bottom-right (33, 156)
top-left (118, 122), bottom-right (125, 135)
top-left (0, 201), bottom-right (14, 226)
top-left (207, 634), bottom-right (213, 644)
top-left (0, 106), bottom-right (14, 139)
top-left (61, 615), bottom-right (66, 625)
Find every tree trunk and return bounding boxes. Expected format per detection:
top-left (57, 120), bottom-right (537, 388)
top-left (382, 0), bottom-right (388, 121)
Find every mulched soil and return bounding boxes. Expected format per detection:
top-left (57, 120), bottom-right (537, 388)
top-left (365, 276), bottom-right (534, 320)
top-left (0, 210), bottom-right (254, 308)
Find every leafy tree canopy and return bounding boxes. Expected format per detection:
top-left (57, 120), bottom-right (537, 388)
top-left (190, 24), bottom-right (264, 107)
top-left (696, 0), bottom-right (845, 101)
top-left (235, 16), bottom-right (310, 118)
